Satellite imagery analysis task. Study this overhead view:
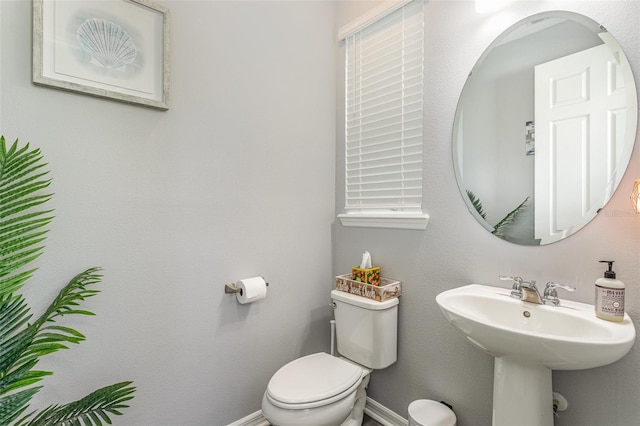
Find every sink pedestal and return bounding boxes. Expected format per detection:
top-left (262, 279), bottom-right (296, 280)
top-left (493, 357), bottom-right (553, 426)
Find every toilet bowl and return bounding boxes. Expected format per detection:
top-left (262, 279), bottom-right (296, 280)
top-left (261, 353), bottom-right (370, 426)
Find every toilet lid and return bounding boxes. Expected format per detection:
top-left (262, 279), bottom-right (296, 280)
top-left (267, 352), bottom-right (363, 405)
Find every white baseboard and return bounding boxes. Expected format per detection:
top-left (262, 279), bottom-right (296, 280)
top-left (364, 397), bottom-right (408, 426)
top-left (227, 397), bottom-right (407, 426)
top-left (226, 410), bottom-right (270, 426)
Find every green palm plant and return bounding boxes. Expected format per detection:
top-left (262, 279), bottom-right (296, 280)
top-left (466, 189), bottom-right (529, 238)
top-left (491, 196), bottom-right (529, 238)
top-left (0, 136), bottom-right (135, 425)
top-left (466, 190), bottom-right (487, 220)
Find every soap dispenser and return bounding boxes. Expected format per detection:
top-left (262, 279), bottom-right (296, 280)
top-left (595, 260), bottom-right (625, 322)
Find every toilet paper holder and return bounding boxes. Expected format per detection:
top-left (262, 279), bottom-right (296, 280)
top-left (224, 278), bottom-right (269, 295)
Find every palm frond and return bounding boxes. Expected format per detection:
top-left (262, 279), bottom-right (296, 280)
top-left (0, 295), bottom-right (36, 374)
top-left (15, 382), bottom-right (136, 426)
top-left (0, 361), bottom-right (50, 396)
top-left (0, 387), bottom-right (42, 426)
top-left (0, 298), bottom-right (43, 421)
top-left (34, 268), bottom-right (102, 328)
top-left (0, 137), bottom-right (55, 421)
top-left (0, 270), bottom-right (39, 300)
top-left (466, 190), bottom-right (487, 219)
top-left (0, 140), bottom-right (49, 191)
top-left (0, 136), bottom-right (53, 300)
top-left (0, 295), bottom-right (32, 340)
top-left (8, 268), bottom-right (101, 378)
top-left (492, 197), bottom-right (529, 237)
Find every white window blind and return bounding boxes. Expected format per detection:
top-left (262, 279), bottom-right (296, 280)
top-left (344, 0), bottom-right (424, 215)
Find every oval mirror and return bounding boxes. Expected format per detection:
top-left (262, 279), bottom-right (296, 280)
top-left (453, 11), bottom-right (637, 245)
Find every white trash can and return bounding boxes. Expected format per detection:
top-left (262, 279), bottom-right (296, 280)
top-left (408, 399), bottom-right (456, 426)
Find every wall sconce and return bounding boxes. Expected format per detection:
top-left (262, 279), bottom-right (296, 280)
top-left (475, 0), bottom-right (511, 13)
top-left (632, 179), bottom-right (640, 214)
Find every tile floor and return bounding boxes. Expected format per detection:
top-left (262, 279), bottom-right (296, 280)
top-left (362, 413), bottom-right (384, 426)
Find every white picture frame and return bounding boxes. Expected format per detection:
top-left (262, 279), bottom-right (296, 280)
top-left (33, 0), bottom-right (170, 110)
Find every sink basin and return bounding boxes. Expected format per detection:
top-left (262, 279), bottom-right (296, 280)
top-left (436, 284), bottom-right (635, 426)
top-left (436, 284), bottom-right (635, 370)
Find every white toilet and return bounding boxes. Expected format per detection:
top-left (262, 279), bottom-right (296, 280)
top-left (261, 289), bottom-right (399, 426)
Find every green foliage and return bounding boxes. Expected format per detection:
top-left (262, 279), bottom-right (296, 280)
top-left (492, 196), bottom-right (530, 238)
top-left (466, 188), bottom-right (529, 238)
top-left (466, 190), bottom-right (487, 220)
top-left (0, 136), bottom-right (135, 425)
top-left (0, 138), bottom-right (52, 297)
top-left (15, 382), bottom-right (135, 426)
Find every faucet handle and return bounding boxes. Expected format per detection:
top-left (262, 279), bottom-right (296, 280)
top-left (542, 282), bottom-right (576, 306)
top-left (499, 275), bottom-right (521, 281)
top-left (499, 275), bottom-right (525, 299)
top-left (499, 275), bottom-right (523, 287)
top-left (544, 282), bottom-right (576, 292)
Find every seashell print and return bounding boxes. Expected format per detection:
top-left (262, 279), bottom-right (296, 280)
top-left (77, 18), bottom-right (137, 69)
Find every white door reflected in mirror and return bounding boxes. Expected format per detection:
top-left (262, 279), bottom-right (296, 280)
top-left (534, 34), bottom-right (634, 244)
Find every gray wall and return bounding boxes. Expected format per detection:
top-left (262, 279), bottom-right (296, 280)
top-left (2, 0), bottom-right (639, 425)
top-left (335, 1), bottom-right (640, 425)
top-left (1, 1), bottom-right (336, 424)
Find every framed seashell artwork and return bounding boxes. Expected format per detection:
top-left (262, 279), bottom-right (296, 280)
top-left (32, 0), bottom-right (170, 110)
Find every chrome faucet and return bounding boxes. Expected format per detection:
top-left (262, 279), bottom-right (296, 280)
top-left (542, 282), bottom-right (576, 306)
top-left (499, 276), bottom-right (576, 306)
top-left (499, 275), bottom-right (542, 304)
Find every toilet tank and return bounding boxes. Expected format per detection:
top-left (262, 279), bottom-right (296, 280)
top-left (331, 289), bottom-right (399, 369)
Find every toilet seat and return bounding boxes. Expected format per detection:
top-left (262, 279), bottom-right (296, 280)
top-left (266, 353), bottom-right (364, 410)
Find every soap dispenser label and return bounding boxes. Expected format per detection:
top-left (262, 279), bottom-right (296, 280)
top-left (595, 285), bottom-right (625, 317)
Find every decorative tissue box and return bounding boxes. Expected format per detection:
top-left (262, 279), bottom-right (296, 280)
top-left (335, 274), bottom-right (401, 302)
top-left (351, 266), bottom-right (381, 286)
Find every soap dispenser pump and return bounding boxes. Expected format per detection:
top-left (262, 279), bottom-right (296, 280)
top-left (595, 260), bottom-right (625, 322)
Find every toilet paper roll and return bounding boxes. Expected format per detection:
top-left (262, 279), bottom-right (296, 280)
top-left (236, 276), bottom-right (267, 304)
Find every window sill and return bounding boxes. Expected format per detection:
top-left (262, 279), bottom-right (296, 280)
top-left (337, 213), bottom-right (429, 230)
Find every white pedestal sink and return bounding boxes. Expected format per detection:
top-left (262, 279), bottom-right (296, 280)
top-left (436, 284), bottom-right (635, 426)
